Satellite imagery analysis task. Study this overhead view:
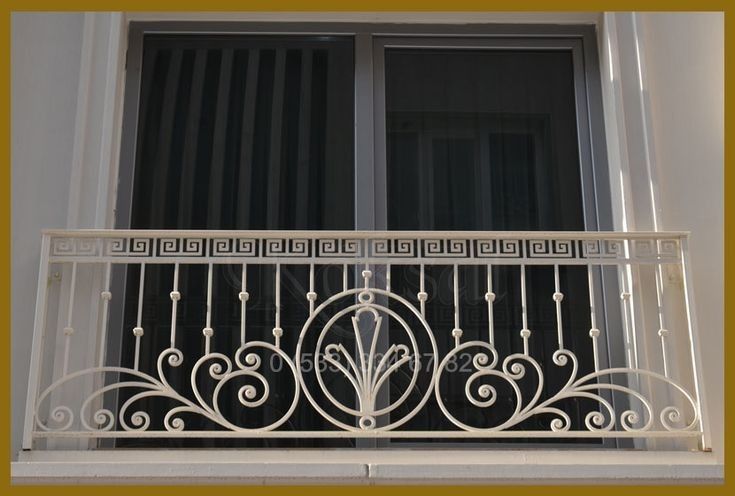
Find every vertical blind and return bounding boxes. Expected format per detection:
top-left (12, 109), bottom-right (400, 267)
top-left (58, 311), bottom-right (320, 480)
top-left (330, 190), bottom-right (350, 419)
top-left (131, 35), bottom-right (354, 230)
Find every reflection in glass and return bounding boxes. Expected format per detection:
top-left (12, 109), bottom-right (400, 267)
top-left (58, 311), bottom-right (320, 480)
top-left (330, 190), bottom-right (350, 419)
top-left (385, 48), bottom-right (597, 443)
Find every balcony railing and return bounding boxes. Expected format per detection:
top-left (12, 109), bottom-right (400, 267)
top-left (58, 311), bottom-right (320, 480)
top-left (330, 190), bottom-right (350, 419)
top-left (22, 230), bottom-right (708, 449)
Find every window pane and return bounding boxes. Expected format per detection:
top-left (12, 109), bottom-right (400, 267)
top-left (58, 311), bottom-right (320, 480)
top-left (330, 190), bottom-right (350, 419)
top-left (131, 35), bottom-right (354, 230)
top-left (119, 35), bottom-right (354, 448)
top-left (385, 48), bottom-right (584, 231)
top-left (384, 48), bottom-right (597, 443)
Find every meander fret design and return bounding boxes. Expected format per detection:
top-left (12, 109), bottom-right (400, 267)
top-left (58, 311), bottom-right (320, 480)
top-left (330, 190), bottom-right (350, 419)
top-left (27, 231), bottom-right (704, 443)
top-left (48, 234), bottom-right (683, 264)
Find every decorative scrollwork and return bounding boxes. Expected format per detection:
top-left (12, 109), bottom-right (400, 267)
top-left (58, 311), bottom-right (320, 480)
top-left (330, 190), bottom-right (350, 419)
top-left (33, 230), bottom-right (700, 442)
top-left (34, 343), bottom-right (299, 433)
top-left (296, 287), bottom-right (438, 431)
top-left (34, 324), bottom-right (698, 436)
top-left (434, 342), bottom-right (698, 433)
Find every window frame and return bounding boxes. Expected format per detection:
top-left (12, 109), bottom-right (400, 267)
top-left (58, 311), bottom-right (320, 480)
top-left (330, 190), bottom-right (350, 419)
top-left (116, 22), bottom-right (614, 232)
top-left (111, 20), bottom-right (627, 450)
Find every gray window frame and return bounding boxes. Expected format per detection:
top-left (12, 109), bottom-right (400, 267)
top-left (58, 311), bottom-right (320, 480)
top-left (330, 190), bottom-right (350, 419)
top-left (116, 22), bottom-right (614, 233)
top-left (112, 21), bottom-right (625, 449)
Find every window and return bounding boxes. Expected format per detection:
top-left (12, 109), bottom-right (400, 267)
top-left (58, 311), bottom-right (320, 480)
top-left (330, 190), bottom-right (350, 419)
top-left (380, 42), bottom-right (598, 443)
top-left (117, 33), bottom-right (357, 448)
top-left (108, 22), bottom-right (619, 448)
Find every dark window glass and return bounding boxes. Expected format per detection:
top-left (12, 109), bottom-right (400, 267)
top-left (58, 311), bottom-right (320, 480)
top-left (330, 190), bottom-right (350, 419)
top-left (113, 40), bottom-right (603, 448)
top-left (384, 49), bottom-right (598, 444)
top-left (386, 49), bottom-right (583, 231)
top-left (131, 35), bottom-right (354, 230)
top-left (118, 34), bottom-right (355, 448)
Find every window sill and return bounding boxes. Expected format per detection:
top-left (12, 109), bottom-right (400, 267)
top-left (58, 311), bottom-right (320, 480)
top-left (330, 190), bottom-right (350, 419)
top-left (12, 450), bottom-right (723, 485)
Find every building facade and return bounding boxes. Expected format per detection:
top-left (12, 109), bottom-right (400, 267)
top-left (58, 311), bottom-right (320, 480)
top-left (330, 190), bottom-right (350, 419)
top-left (10, 11), bottom-right (724, 484)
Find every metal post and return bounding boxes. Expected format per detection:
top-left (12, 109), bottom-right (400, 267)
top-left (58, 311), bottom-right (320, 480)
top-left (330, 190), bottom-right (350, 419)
top-left (22, 234), bottom-right (52, 450)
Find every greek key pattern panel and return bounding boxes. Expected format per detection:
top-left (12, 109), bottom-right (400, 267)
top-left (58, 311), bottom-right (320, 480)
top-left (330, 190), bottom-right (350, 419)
top-left (48, 234), bottom-right (683, 264)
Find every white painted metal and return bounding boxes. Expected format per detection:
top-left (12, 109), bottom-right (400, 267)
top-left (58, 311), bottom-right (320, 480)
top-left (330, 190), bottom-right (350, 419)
top-left (23, 229), bottom-right (707, 448)
top-left (678, 237), bottom-right (711, 450)
top-left (22, 235), bottom-right (52, 450)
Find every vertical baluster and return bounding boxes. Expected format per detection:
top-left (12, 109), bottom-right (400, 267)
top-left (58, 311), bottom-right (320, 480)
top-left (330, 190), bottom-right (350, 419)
top-left (132, 263), bottom-right (146, 371)
top-left (679, 236), bottom-right (709, 449)
top-left (273, 263), bottom-right (283, 348)
top-left (169, 263), bottom-right (181, 349)
top-left (553, 264), bottom-right (565, 351)
top-left (587, 264), bottom-right (601, 372)
top-left (202, 263), bottom-right (214, 355)
top-left (622, 240), bottom-right (640, 370)
top-left (362, 264), bottom-right (372, 289)
top-left (385, 264), bottom-right (392, 335)
top-left (97, 262), bottom-right (113, 367)
top-left (360, 262), bottom-right (373, 380)
top-left (62, 262), bottom-right (78, 375)
top-left (519, 264), bottom-right (531, 355)
top-left (417, 264), bottom-right (427, 317)
top-left (655, 261), bottom-right (670, 377)
top-left (342, 263), bottom-right (348, 292)
top-left (485, 264), bottom-right (495, 347)
top-left (239, 264), bottom-right (249, 346)
top-left (620, 240), bottom-right (641, 397)
top-left (23, 235), bottom-right (51, 449)
top-left (451, 264), bottom-right (462, 348)
top-left (307, 263), bottom-right (317, 316)
top-left (620, 267), bottom-right (636, 368)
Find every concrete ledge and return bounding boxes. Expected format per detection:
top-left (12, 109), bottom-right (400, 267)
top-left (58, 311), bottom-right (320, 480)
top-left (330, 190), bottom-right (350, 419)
top-left (11, 450), bottom-right (724, 485)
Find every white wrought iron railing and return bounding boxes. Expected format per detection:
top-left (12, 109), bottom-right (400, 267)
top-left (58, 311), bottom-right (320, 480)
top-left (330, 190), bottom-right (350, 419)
top-left (22, 230), bottom-right (708, 449)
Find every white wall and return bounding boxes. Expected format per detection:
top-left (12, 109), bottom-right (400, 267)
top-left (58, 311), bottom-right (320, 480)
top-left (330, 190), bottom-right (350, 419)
top-left (11, 13), bottom-right (85, 459)
top-left (600, 11), bottom-right (723, 460)
top-left (638, 12), bottom-right (724, 460)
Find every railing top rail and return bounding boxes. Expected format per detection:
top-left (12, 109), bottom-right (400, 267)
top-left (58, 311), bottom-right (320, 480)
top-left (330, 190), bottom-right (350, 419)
top-left (41, 229), bottom-right (690, 240)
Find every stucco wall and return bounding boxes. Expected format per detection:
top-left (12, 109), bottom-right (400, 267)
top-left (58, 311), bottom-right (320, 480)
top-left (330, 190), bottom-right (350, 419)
top-left (637, 11), bottom-right (724, 460)
top-left (11, 12), bottom-right (85, 459)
